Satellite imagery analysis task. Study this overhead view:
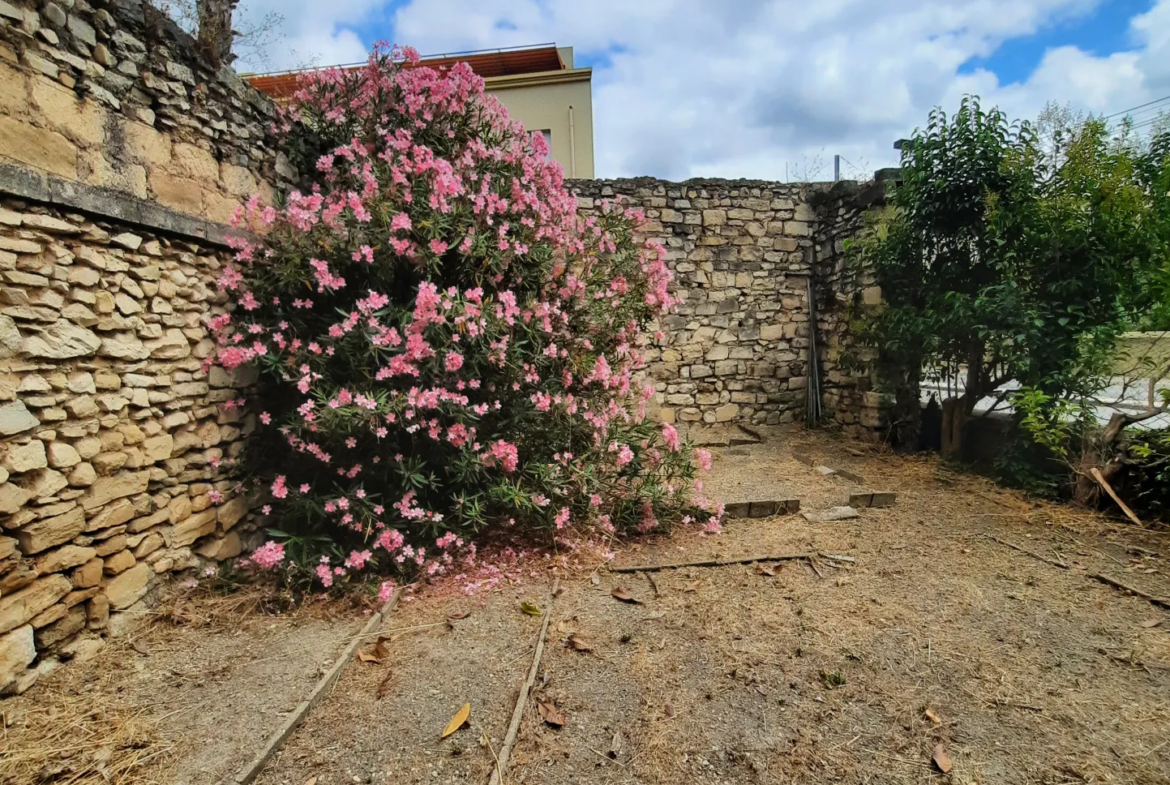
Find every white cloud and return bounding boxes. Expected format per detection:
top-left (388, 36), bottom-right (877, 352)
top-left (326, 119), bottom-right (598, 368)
top-left (229, 0), bottom-right (1170, 179)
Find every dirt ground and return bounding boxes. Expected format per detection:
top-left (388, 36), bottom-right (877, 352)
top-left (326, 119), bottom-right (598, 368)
top-left (5, 428), bottom-right (1170, 784)
top-left (0, 590), bottom-right (359, 785)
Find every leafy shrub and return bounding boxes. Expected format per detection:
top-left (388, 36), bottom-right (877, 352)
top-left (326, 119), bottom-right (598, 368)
top-left (209, 44), bottom-right (718, 591)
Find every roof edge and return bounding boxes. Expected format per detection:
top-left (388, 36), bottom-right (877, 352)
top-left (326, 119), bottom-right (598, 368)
top-left (485, 68), bottom-right (592, 90)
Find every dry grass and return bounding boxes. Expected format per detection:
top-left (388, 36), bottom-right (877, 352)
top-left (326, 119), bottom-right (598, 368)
top-left (0, 644), bottom-right (177, 785)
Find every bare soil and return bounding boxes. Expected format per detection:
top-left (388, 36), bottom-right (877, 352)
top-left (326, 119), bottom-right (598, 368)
top-left (6, 429), bottom-right (1170, 785)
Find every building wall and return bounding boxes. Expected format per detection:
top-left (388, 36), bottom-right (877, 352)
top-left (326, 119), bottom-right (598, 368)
top-left (0, 0), bottom-right (291, 225)
top-left (488, 72), bottom-right (594, 178)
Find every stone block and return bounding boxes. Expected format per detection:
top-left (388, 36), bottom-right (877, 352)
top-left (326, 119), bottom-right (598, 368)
top-left (103, 562), bottom-right (151, 609)
top-left (102, 549), bottom-right (135, 575)
top-left (714, 403), bottom-right (739, 422)
top-left (216, 495), bottom-right (248, 530)
top-left (35, 605), bottom-right (85, 649)
top-left (702, 209), bottom-right (727, 226)
top-left (47, 441), bottom-right (80, 468)
top-left (23, 320), bottom-right (100, 359)
top-left (0, 574), bottom-right (71, 633)
top-left (0, 625), bottom-right (35, 691)
top-left (18, 506), bottom-right (84, 553)
top-left (0, 482), bottom-right (32, 514)
top-left (34, 544), bottom-right (95, 573)
top-left (4, 440), bottom-right (47, 473)
top-left (71, 557), bottom-right (103, 588)
top-left (81, 470), bottom-right (149, 511)
top-left (171, 508), bottom-right (216, 547)
top-left (0, 400), bottom-right (39, 435)
top-left (149, 170), bottom-right (203, 214)
top-left (0, 115), bottom-right (77, 179)
top-left (848, 491), bottom-right (896, 509)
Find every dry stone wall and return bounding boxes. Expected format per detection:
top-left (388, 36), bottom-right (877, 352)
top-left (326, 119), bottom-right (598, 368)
top-left (568, 178), bottom-right (886, 434)
top-left (0, 197), bottom-right (258, 694)
top-left (0, 0), bottom-right (292, 224)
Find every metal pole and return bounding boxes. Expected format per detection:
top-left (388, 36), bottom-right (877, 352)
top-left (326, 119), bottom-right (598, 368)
top-left (833, 154), bottom-right (840, 182)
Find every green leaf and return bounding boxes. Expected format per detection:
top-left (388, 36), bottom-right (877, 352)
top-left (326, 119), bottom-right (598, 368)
top-left (520, 601), bottom-right (542, 617)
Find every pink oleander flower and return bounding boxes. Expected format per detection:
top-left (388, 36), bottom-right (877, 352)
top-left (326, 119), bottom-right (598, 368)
top-left (250, 541), bottom-right (285, 569)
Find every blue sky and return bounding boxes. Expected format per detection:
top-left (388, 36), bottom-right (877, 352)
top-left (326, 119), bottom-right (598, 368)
top-left (235, 0), bottom-right (1170, 179)
top-left (960, 0), bottom-right (1151, 85)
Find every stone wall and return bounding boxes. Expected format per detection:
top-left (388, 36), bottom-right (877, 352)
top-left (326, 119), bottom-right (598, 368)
top-left (568, 177), bottom-right (887, 434)
top-left (0, 0), bottom-right (279, 695)
top-left (810, 180), bottom-right (890, 437)
top-left (0, 0), bottom-right (293, 224)
top-left (0, 197), bottom-right (258, 694)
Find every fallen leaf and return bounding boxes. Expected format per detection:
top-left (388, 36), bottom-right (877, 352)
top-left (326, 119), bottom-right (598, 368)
top-left (373, 638), bottom-right (390, 660)
top-left (566, 633), bottom-right (592, 652)
top-left (932, 743), bottom-right (953, 774)
top-left (924, 709), bottom-right (941, 724)
top-left (303, 778), bottom-right (318, 785)
top-left (357, 648), bottom-right (381, 664)
top-left (536, 699), bottom-right (566, 727)
top-left (755, 564), bottom-right (778, 577)
top-left (131, 640), bottom-right (151, 656)
top-left (1141, 618), bottom-right (1162, 628)
top-left (447, 611), bottom-right (471, 621)
top-left (611, 587), bottom-right (643, 604)
top-left (608, 730), bottom-right (623, 759)
top-left (664, 698), bottom-right (675, 718)
top-left (376, 670), bottom-right (394, 699)
top-left (520, 601), bottom-right (542, 616)
top-left (683, 580), bottom-right (701, 593)
top-left (442, 703), bottom-right (471, 738)
top-left (590, 575), bottom-right (601, 586)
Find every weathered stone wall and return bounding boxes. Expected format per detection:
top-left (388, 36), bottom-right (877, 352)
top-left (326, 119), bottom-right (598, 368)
top-left (0, 0), bottom-right (293, 224)
top-left (810, 180), bottom-right (890, 438)
top-left (0, 0), bottom-right (281, 695)
top-left (0, 197), bottom-right (258, 694)
top-left (568, 178), bottom-right (886, 433)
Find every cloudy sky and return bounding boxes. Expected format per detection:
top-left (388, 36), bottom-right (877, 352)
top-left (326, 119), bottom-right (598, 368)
top-left (229, 0), bottom-right (1170, 181)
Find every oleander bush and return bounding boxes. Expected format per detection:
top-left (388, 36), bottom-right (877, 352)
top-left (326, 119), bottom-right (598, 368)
top-left (209, 44), bottom-right (719, 592)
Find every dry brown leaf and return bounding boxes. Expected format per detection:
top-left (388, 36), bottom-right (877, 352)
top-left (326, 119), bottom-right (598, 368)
top-left (590, 574), bottom-right (601, 585)
top-left (536, 699), bottom-right (566, 727)
top-left (303, 778), bottom-right (318, 785)
top-left (566, 634), bottom-right (592, 652)
top-left (1140, 618), bottom-right (1162, 628)
top-left (611, 587), bottom-right (643, 604)
top-left (924, 708), bottom-right (941, 724)
top-left (357, 648), bottom-right (381, 664)
top-left (608, 730), bottom-right (622, 759)
top-left (376, 670), bottom-right (395, 699)
top-left (373, 638), bottom-right (390, 660)
top-left (664, 698), bottom-right (675, 718)
top-left (683, 580), bottom-right (701, 593)
top-left (755, 564), bottom-right (778, 577)
top-left (932, 743), bottom-right (953, 773)
top-left (131, 640), bottom-right (151, 656)
top-left (442, 703), bottom-right (471, 738)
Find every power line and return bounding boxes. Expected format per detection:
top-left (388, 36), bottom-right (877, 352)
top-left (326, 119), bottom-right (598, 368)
top-left (1103, 94), bottom-right (1170, 121)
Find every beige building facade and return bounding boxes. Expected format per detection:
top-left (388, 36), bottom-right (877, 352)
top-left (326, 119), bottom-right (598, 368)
top-left (249, 44), bottom-right (595, 179)
top-left (485, 47), bottom-right (594, 178)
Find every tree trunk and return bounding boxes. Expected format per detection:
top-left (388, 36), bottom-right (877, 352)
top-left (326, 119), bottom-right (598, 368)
top-left (940, 396), bottom-right (969, 460)
top-left (941, 345), bottom-right (985, 461)
top-left (197, 0), bottom-right (238, 65)
top-left (1073, 412), bottom-right (1129, 507)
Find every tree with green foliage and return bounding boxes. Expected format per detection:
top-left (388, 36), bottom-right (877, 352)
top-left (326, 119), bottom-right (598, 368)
top-left (853, 96), bottom-right (1167, 462)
